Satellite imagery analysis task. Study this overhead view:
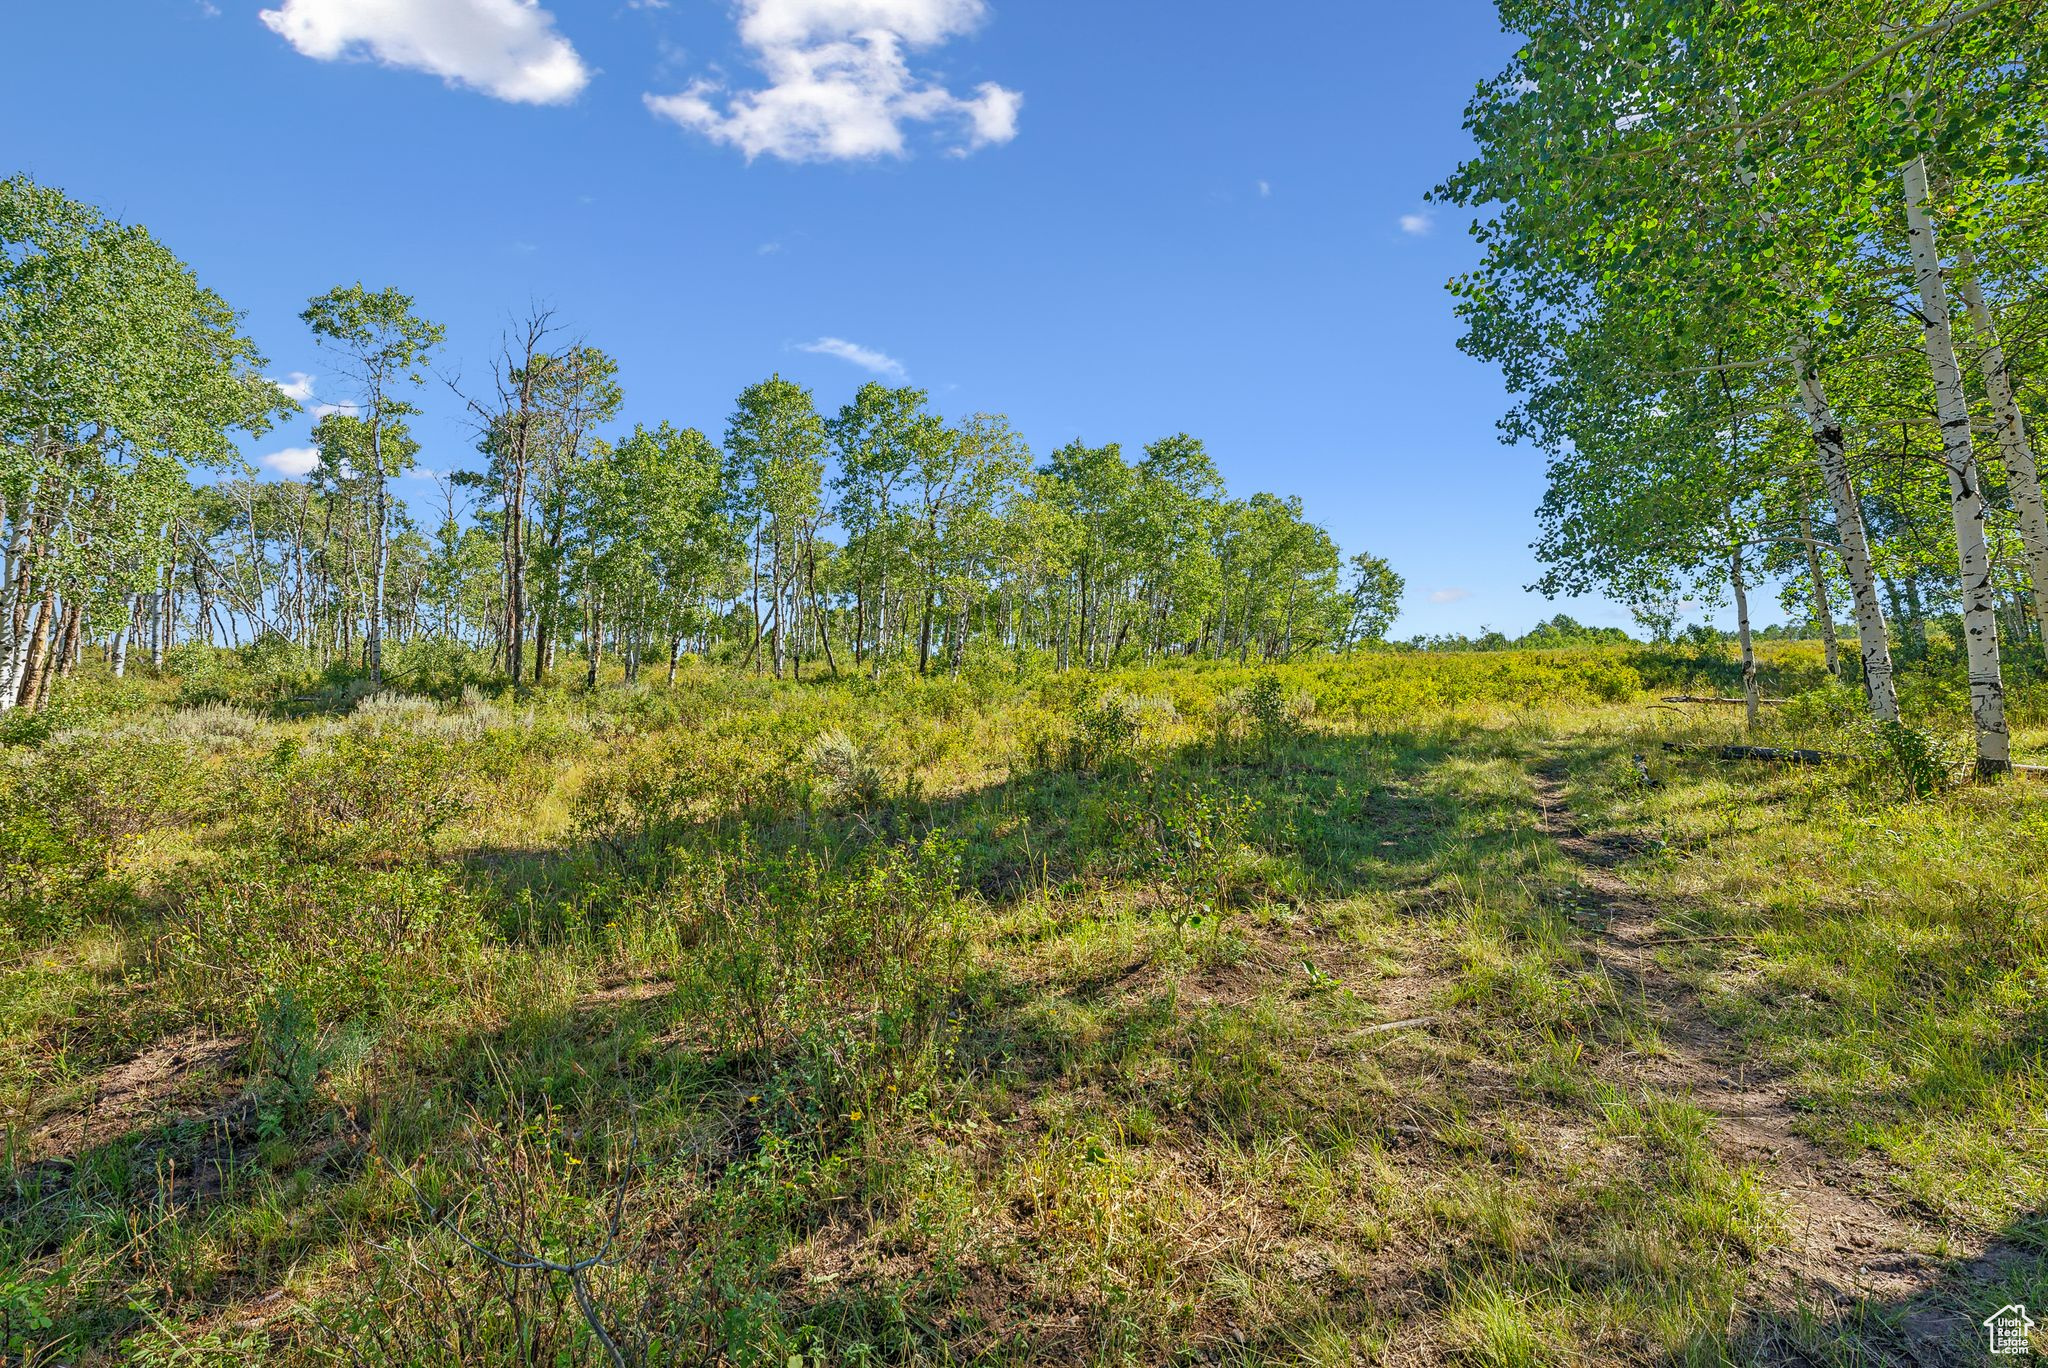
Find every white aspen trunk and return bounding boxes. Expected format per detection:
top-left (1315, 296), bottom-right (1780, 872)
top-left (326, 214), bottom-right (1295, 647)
top-left (1730, 543), bottom-right (1759, 729)
top-left (0, 490), bottom-right (34, 712)
top-left (368, 411), bottom-right (388, 683)
top-left (1793, 365), bottom-right (1900, 722)
top-left (1797, 505), bottom-right (1839, 675)
top-left (5, 593), bottom-right (48, 713)
top-left (1904, 154), bottom-right (2010, 775)
top-left (1954, 243), bottom-right (2048, 644)
top-left (111, 592), bottom-right (138, 678)
top-left (872, 568), bottom-right (888, 680)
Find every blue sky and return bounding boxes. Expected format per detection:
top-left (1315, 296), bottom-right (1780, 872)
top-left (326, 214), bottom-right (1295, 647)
top-left (2, 0), bottom-right (1654, 637)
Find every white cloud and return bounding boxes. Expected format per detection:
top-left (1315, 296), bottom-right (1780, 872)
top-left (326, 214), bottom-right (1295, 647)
top-left (269, 372), bottom-right (356, 419)
top-left (1399, 211), bottom-right (1434, 237)
top-left (259, 0), bottom-right (590, 105)
top-left (798, 336), bottom-right (906, 378)
top-left (1257, 179), bottom-right (1271, 198)
top-left (1428, 588), bottom-right (1471, 604)
top-left (646, 0), bottom-right (1021, 162)
top-left (261, 447), bottom-right (323, 478)
top-left (271, 371), bottom-right (317, 404)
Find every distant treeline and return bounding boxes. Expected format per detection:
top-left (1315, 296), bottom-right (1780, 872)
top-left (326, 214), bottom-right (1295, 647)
top-left (0, 175), bottom-right (1405, 715)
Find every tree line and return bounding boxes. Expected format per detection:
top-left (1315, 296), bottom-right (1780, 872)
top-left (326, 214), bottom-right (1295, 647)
top-left (0, 175), bottom-right (1403, 713)
top-left (1441, 0), bottom-right (2048, 772)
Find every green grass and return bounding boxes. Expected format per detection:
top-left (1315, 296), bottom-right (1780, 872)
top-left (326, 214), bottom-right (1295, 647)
top-left (0, 645), bottom-right (2042, 1364)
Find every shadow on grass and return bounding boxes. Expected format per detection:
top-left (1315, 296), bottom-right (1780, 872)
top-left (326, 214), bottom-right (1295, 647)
top-left (18, 712), bottom-right (2037, 1364)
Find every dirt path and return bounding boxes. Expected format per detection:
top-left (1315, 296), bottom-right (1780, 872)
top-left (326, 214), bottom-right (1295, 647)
top-left (1530, 766), bottom-right (2007, 1364)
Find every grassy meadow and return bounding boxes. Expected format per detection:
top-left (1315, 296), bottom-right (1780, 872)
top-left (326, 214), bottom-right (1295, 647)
top-left (2, 644), bottom-right (2044, 1366)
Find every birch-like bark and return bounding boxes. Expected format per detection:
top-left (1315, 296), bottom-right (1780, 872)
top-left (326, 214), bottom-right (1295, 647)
top-left (368, 409), bottom-right (388, 684)
top-left (1796, 505), bottom-right (1839, 675)
top-left (1730, 543), bottom-right (1759, 729)
top-left (53, 601), bottom-right (81, 679)
top-left (111, 592), bottom-right (138, 678)
top-left (1793, 365), bottom-right (1899, 721)
top-left (1953, 243), bottom-right (2048, 644)
top-left (0, 490), bottom-right (35, 711)
top-left (13, 586), bottom-right (53, 711)
top-left (1903, 154), bottom-right (2009, 775)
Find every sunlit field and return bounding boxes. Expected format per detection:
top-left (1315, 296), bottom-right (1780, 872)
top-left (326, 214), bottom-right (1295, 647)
top-left (3, 644), bottom-right (2042, 1365)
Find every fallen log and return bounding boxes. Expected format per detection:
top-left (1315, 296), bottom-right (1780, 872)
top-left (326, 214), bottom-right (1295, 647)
top-left (1663, 741), bottom-right (1829, 765)
top-left (1659, 694), bottom-right (1788, 706)
top-left (1663, 741), bottom-right (2048, 779)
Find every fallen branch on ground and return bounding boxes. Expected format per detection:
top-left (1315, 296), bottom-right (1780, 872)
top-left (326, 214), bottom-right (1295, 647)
top-left (1659, 694), bottom-right (1788, 706)
top-left (1664, 741), bottom-right (1829, 765)
top-left (1356, 1016), bottom-right (1436, 1037)
top-left (1661, 741), bottom-right (2048, 779)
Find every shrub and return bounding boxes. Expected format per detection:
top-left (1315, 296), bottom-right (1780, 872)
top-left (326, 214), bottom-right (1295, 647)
top-left (158, 702), bottom-right (264, 750)
top-left (1853, 718), bottom-right (1969, 800)
top-left (1779, 681), bottom-right (1865, 733)
top-left (255, 717), bottom-right (477, 865)
top-left (1214, 673), bottom-right (1314, 758)
top-left (1032, 689), bottom-right (1176, 772)
top-left (0, 727), bottom-right (192, 886)
top-left (804, 729), bottom-right (888, 807)
top-left (153, 859), bottom-right (490, 1024)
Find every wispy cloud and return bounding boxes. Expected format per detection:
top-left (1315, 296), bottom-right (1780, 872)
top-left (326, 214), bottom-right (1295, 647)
top-left (270, 372), bottom-right (355, 419)
top-left (259, 0), bottom-right (590, 105)
top-left (1428, 587), bottom-right (1471, 604)
top-left (271, 371), bottom-right (317, 405)
top-left (797, 336), bottom-right (906, 378)
top-left (645, 0), bottom-right (1021, 162)
top-left (1256, 179), bottom-right (1271, 198)
top-left (1399, 210), bottom-right (1434, 237)
top-left (261, 447), bottom-right (322, 478)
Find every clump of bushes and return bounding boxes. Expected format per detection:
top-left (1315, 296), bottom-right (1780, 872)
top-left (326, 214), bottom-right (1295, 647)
top-left (0, 726), bottom-right (194, 924)
top-left (1213, 673), bottom-right (1314, 758)
top-left (250, 713), bottom-right (479, 865)
top-left (153, 859), bottom-right (492, 1026)
top-left (1777, 681), bottom-right (1970, 800)
top-left (1031, 689), bottom-right (1178, 772)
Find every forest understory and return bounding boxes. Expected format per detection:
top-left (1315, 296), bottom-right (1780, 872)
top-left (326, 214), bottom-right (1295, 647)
top-left (2, 644), bottom-right (2044, 1366)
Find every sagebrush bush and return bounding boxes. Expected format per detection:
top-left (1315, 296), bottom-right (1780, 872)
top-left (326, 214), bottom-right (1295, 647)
top-left (156, 701), bottom-right (264, 750)
top-left (804, 728), bottom-right (888, 807)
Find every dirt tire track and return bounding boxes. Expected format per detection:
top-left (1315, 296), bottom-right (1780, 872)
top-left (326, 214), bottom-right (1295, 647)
top-left (1531, 765), bottom-right (2011, 1365)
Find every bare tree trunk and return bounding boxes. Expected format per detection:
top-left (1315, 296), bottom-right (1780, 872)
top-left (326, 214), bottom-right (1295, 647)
top-left (1796, 504), bottom-right (1839, 676)
top-left (1730, 544), bottom-right (1759, 729)
top-left (1793, 364), bottom-right (1899, 722)
top-left (0, 488), bottom-right (38, 712)
top-left (368, 423), bottom-right (388, 684)
top-left (918, 585), bottom-right (936, 673)
top-left (1953, 242), bottom-right (2048, 645)
top-left (1904, 154), bottom-right (2009, 775)
top-left (808, 545), bottom-right (838, 678)
top-left (112, 593), bottom-right (139, 678)
top-left (14, 585), bottom-right (54, 710)
top-left (53, 600), bottom-right (81, 679)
